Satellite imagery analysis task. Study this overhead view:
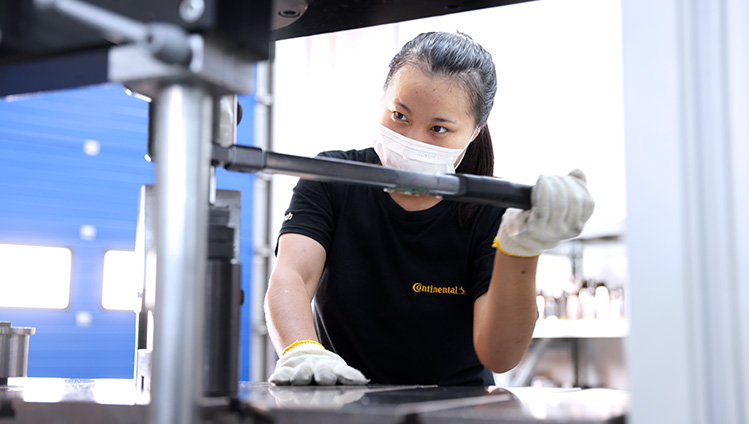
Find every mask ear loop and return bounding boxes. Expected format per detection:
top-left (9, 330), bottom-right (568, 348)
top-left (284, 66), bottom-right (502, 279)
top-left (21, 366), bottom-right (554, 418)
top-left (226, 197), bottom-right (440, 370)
top-left (453, 126), bottom-right (481, 170)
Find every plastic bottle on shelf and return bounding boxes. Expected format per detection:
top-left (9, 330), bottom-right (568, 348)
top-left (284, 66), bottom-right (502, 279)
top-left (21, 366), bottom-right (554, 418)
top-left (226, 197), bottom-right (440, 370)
top-left (556, 292), bottom-right (567, 319)
top-left (609, 287), bottom-right (624, 319)
top-left (594, 282), bottom-right (610, 319)
top-left (579, 280), bottom-right (596, 319)
top-left (536, 293), bottom-right (546, 320)
top-left (544, 291), bottom-right (557, 319)
top-left (566, 292), bottom-right (581, 320)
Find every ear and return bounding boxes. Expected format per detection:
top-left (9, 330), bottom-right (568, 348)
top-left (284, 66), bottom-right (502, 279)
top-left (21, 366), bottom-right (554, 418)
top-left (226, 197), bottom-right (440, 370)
top-left (468, 125), bottom-right (485, 144)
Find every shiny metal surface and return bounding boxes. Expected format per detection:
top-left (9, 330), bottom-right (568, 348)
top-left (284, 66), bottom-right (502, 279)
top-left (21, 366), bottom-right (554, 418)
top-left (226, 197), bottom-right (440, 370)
top-left (213, 95), bottom-right (239, 148)
top-left (151, 84), bottom-right (213, 424)
top-left (271, 0), bottom-right (308, 30)
top-left (108, 35), bottom-right (256, 98)
top-left (238, 383), bottom-right (627, 424)
top-left (0, 323), bottom-right (35, 383)
top-left (134, 188), bottom-right (243, 399)
top-left (204, 191), bottom-right (242, 397)
top-left (203, 261), bottom-right (241, 398)
top-left (241, 384), bottom-right (517, 424)
top-left (0, 378), bottom-right (147, 424)
top-left (133, 185), bottom-right (157, 394)
top-left (0, 379), bottom-right (628, 424)
top-left (1, 378), bottom-right (147, 405)
top-left (213, 145), bottom-right (534, 210)
top-left (249, 60), bottom-right (275, 382)
top-left (422, 387), bottom-right (628, 424)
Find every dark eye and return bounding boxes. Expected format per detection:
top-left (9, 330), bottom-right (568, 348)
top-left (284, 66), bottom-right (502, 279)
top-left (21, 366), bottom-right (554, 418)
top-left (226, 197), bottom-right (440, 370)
top-left (394, 111), bottom-right (408, 121)
top-left (432, 126), bottom-right (447, 134)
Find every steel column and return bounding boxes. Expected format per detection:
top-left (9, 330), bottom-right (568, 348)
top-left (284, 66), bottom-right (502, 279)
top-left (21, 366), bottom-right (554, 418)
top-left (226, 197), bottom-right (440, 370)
top-left (150, 83), bottom-right (213, 424)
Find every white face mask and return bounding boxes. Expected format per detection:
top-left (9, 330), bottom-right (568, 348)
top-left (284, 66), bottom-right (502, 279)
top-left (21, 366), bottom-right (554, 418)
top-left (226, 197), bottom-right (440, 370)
top-left (373, 125), bottom-right (478, 174)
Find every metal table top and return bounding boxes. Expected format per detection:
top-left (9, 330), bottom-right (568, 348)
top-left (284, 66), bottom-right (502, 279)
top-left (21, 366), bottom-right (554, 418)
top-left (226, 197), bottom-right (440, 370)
top-left (0, 378), bottom-right (628, 424)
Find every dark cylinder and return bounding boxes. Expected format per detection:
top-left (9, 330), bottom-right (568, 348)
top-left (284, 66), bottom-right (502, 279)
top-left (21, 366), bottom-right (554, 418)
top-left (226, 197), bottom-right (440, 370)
top-left (203, 260), bottom-right (241, 398)
top-left (203, 207), bottom-right (241, 398)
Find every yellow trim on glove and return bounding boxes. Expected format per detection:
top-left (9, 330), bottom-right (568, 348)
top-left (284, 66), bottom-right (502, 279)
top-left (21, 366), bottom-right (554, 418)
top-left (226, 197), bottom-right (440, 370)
top-left (492, 237), bottom-right (542, 258)
top-left (282, 340), bottom-right (324, 356)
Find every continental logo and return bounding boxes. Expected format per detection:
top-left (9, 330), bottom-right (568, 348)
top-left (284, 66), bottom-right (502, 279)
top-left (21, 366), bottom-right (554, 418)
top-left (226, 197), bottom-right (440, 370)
top-left (412, 283), bottom-right (466, 295)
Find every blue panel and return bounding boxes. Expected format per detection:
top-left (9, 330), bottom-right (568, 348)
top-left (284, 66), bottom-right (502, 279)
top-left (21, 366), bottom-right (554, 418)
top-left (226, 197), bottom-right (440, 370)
top-left (0, 84), bottom-right (257, 380)
top-left (0, 84), bottom-right (150, 378)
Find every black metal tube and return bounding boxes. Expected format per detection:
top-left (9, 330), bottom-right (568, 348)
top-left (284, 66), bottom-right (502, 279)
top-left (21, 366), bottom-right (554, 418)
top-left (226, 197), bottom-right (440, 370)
top-left (203, 260), bottom-right (241, 398)
top-left (217, 145), bottom-right (533, 210)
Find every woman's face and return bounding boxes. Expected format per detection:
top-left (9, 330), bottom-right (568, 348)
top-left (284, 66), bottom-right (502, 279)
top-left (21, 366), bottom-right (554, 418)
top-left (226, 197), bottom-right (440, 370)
top-left (380, 64), bottom-right (479, 150)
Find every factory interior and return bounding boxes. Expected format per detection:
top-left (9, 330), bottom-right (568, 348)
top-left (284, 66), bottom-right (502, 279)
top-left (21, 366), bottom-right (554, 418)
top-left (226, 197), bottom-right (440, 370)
top-left (1, 0), bottom-right (747, 423)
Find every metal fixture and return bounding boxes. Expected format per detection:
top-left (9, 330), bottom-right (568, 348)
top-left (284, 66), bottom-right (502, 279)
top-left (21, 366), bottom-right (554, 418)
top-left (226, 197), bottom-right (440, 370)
top-left (179, 0), bottom-right (206, 23)
top-left (0, 322), bottom-right (35, 387)
top-left (272, 0), bottom-right (308, 29)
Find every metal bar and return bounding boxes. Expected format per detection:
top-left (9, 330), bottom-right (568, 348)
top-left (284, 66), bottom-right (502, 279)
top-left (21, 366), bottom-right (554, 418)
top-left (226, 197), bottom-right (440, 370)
top-left (250, 59), bottom-right (275, 382)
top-left (264, 151), bottom-right (462, 195)
top-left (151, 83), bottom-right (213, 424)
top-left (217, 145), bottom-right (533, 210)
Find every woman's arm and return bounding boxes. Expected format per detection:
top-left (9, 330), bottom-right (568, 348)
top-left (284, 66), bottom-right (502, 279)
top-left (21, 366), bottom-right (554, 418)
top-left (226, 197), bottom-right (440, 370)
top-left (265, 233), bottom-right (370, 386)
top-left (264, 233), bottom-right (327, 355)
top-left (472, 251), bottom-right (539, 373)
top-left (473, 169), bottom-right (594, 372)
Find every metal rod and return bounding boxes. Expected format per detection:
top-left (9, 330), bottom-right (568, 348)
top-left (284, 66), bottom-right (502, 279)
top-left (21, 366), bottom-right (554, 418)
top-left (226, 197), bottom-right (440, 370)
top-left (35, 0), bottom-right (192, 65)
top-left (250, 59), bottom-right (274, 382)
top-left (151, 83), bottom-right (213, 424)
top-left (264, 151), bottom-right (462, 195)
top-left (217, 145), bottom-right (533, 210)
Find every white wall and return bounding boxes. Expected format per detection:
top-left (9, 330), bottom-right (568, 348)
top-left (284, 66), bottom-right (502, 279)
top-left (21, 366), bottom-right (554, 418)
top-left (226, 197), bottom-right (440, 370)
top-left (271, 0), bottom-right (626, 237)
top-left (622, 0), bottom-right (749, 423)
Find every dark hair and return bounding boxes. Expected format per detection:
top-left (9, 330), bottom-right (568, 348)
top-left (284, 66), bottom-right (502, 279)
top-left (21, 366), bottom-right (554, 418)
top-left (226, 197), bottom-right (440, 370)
top-left (385, 31), bottom-right (498, 225)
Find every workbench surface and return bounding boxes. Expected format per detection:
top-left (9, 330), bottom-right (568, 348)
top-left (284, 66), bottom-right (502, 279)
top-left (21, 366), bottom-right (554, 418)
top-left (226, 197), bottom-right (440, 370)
top-left (0, 378), bottom-right (628, 423)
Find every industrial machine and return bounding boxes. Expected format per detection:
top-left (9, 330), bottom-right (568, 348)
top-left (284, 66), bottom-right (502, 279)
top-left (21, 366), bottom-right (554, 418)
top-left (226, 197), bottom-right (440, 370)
top-left (0, 1), bottom-right (627, 423)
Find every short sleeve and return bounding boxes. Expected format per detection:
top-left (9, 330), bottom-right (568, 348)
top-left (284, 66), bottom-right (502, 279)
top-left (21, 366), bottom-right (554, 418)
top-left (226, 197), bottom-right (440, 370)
top-left (468, 206), bottom-right (504, 301)
top-left (278, 176), bottom-right (336, 253)
top-left (276, 148), bottom-right (380, 253)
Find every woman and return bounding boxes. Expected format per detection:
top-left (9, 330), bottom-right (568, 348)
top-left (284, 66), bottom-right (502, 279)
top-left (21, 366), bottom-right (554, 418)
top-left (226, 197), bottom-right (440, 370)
top-left (265, 31), bottom-right (594, 386)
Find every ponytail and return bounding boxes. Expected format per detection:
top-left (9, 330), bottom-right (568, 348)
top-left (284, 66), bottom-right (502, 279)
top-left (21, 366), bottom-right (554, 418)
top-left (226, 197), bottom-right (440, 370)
top-left (455, 125), bottom-right (495, 226)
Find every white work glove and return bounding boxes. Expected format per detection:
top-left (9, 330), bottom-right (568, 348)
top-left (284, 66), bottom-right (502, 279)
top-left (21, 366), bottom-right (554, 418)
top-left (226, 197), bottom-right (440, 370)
top-left (496, 169), bottom-right (595, 257)
top-left (269, 341), bottom-right (370, 386)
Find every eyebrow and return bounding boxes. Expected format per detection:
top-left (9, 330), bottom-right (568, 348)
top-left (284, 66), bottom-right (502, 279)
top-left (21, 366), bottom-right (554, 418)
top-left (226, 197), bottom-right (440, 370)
top-left (395, 101), bottom-right (412, 115)
top-left (394, 101), bottom-right (457, 124)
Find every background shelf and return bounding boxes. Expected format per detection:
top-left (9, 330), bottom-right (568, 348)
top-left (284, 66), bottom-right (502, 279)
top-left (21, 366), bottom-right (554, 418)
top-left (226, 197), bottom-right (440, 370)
top-left (532, 318), bottom-right (629, 339)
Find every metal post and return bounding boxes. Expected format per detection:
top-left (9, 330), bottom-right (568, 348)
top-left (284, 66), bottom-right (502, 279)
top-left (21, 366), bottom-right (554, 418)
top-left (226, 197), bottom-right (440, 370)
top-left (251, 59), bottom-right (275, 381)
top-left (150, 83), bottom-right (213, 424)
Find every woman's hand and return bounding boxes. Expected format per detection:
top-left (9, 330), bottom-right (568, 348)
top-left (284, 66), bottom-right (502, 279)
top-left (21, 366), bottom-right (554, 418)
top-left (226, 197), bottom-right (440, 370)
top-left (473, 169), bottom-right (593, 371)
top-left (269, 340), bottom-right (369, 386)
top-left (496, 169), bottom-right (595, 257)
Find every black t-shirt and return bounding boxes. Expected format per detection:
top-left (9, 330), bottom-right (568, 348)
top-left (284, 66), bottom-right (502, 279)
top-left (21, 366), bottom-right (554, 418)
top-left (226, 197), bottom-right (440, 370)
top-left (279, 148), bottom-right (504, 386)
